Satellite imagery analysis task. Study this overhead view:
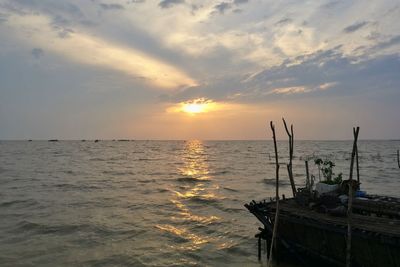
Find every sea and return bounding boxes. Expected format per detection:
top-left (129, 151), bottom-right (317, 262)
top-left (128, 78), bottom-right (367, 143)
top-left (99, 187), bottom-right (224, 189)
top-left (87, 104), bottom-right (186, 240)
top-left (1, 140), bottom-right (399, 267)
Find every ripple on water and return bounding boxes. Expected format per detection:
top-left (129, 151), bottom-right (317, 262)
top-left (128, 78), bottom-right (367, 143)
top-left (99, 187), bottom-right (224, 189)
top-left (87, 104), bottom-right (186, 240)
top-left (176, 176), bottom-right (211, 182)
top-left (0, 199), bottom-right (39, 208)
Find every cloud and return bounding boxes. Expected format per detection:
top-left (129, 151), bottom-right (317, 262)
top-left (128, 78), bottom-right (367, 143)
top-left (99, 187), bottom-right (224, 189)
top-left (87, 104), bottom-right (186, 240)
top-left (269, 82), bottom-right (337, 95)
top-left (275, 18), bottom-right (292, 26)
top-left (99, 3), bottom-right (125, 10)
top-left (270, 86), bottom-right (309, 95)
top-left (158, 0), bottom-right (185, 9)
top-left (0, 13), bottom-right (8, 23)
top-left (7, 14), bottom-right (197, 89)
top-left (213, 2), bottom-right (232, 14)
top-left (237, 48), bottom-right (400, 102)
top-left (233, 0), bottom-right (249, 4)
top-left (343, 21), bottom-right (369, 33)
top-left (31, 48), bottom-right (44, 59)
top-left (372, 35), bottom-right (400, 51)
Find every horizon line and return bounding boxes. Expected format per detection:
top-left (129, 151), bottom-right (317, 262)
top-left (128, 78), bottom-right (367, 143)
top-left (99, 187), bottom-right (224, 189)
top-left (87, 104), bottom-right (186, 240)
top-left (1, 139), bottom-right (399, 142)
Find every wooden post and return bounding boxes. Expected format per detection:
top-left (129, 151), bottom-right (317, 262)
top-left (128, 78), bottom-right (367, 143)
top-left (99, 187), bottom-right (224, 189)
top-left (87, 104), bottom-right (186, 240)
top-left (268, 121), bottom-right (280, 266)
top-left (346, 126), bottom-right (360, 267)
top-left (397, 149), bottom-right (400, 168)
top-left (282, 118), bottom-right (296, 197)
top-left (305, 160), bottom-right (310, 192)
top-left (355, 141), bottom-right (360, 186)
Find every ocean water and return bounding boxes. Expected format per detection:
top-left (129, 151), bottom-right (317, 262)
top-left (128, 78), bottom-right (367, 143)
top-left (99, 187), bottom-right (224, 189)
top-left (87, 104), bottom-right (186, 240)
top-left (0, 140), bottom-right (399, 267)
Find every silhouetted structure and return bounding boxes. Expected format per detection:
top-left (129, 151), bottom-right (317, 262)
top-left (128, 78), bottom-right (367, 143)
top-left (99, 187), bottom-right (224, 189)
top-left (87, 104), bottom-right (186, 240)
top-left (245, 123), bottom-right (400, 267)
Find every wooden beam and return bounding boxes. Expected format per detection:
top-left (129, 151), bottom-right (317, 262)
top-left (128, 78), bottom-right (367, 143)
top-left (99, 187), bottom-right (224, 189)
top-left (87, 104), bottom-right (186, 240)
top-left (347, 126), bottom-right (360, 267)
top-left (268, 121), bottom-right (280, 266)
top-left (282, 118), bottom-right (297, 197)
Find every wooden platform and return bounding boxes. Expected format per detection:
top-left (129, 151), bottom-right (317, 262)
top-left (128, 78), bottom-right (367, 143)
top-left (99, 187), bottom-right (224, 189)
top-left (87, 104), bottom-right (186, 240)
top-left (246, 198), bottom-right (400, 267)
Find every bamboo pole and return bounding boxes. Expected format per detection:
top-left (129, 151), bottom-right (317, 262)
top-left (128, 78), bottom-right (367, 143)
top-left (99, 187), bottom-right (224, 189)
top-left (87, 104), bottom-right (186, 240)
top-left (282, 118), bottom-right (296, 197)
top-left (268, 121), bottom-right (280, 266)
top-left (346, 126), bottom-right (360, 267)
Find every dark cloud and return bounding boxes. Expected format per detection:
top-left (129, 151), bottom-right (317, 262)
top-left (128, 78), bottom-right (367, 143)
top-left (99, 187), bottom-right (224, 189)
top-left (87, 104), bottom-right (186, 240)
top-left (233, 0), bottom-right (249, 4)
top-left (0, 13), bottom-right (8, 24)
top-left (372, 35), bottom-right (400, 51)
top-left (240, 49), bottom-right (400, 102)
top-left (343, 21), bottom-right (368, 33)
top-left (31, 48), bottom-right (44, 59)
top-left (275, 18), bottom-right (292, 26)
top-left (58, 28), bottom-right (74, 38)
top-left (158, 0), bottom-right (185, 9)
top-left (320, 0), bottom-right (342, 9)
top-left (99, 3), bottom-right (125, 10)
top-left (213, 2), bottom-right (232, 14)
top-left (190, 4), bottom-right (202, 15)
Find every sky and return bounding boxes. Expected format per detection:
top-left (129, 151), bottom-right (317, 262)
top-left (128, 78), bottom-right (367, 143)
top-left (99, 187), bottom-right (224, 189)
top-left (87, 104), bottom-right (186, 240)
top-left (0, 0), bottom-right (399, 140)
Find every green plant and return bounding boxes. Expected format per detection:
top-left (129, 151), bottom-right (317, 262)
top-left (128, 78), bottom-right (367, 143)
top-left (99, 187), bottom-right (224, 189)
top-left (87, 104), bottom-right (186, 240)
top-left (314, 158), bottom-right (342, 184)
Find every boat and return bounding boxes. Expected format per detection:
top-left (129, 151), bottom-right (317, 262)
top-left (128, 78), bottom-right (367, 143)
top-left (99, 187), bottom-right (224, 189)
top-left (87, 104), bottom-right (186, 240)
top-left (245, 122), bottom-right (400, 266)
top-left (245, 191), bottom-right (400, 267)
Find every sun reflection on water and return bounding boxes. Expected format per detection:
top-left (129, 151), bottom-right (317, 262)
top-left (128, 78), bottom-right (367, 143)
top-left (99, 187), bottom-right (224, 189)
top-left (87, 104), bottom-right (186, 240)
top-left (156, 140), bottom-right (222, 251)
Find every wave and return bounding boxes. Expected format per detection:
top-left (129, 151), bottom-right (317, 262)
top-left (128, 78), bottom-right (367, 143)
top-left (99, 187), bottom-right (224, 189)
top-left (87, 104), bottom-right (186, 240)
top-left (53, 183), bottom-right (101, 191)
top-left (176, 177), bottom-right (210, 183)
top-left (223, 187), bottom-right (239, 192)
top-left (12, 220), bottom-right (141, 237)
top-left (82, 255), bottom-right (146, 267)
top-left (0, 199), bottom-right (38, 208)
top-left (186, 195), bottom-right (223, 204)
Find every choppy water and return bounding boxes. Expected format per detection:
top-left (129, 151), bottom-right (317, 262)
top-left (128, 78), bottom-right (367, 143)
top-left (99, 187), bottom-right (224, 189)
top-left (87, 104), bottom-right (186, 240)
top-left (1, 140), bottom-right (399, 267)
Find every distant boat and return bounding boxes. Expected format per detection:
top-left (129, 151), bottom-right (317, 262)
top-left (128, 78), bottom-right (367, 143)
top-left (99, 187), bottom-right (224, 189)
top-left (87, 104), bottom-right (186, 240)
top-left (48, 139), bottom-right (58, 142)
top-left (94, 140), bottom-right (99, 143)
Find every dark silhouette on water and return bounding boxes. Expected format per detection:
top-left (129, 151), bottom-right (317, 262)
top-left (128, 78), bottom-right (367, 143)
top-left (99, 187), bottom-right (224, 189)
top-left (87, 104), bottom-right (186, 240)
top-left (48, 139), bottom-right (58, 142)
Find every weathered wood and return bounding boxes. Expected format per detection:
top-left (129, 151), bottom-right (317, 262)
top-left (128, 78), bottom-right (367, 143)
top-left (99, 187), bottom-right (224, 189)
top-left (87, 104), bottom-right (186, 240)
top-left (269, 121), bottom-right (280, 266)
top-left (246, 199), bottom-right (400, 267)
top-left (282, 118), bottom-right (297, 197)
top-left (305, 160), bottom-right (310, 192)
top-left (355, 139), bottom-right (360, 185)
top-left (347, 126), bottom-right (360, 267)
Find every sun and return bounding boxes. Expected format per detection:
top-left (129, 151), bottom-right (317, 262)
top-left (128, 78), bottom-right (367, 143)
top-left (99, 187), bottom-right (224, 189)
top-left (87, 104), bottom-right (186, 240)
top-left (181, 98), bottom-right (214, 114)
top-left (166, 98), bottom-right (223, 115)
top-left (182, 103), bottom-right (207, 114)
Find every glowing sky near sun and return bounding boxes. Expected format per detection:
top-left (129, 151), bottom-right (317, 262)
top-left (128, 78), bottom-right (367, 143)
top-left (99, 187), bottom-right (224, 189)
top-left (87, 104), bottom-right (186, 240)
top-left (0, 0), bottom-right (399, 139)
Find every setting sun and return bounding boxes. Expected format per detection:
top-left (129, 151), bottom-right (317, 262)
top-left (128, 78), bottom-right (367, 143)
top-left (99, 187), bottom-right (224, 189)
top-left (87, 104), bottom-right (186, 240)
top-left (178, 98), bottom-right (217, 115)
top-left (182, 103), bottom-right (207, 114)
